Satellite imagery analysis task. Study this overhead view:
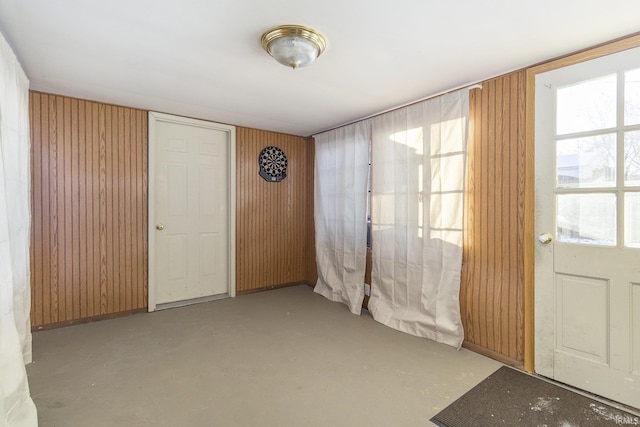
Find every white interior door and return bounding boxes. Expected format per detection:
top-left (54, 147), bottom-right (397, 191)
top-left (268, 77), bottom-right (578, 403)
top-left (535, 47), bottom-right (640, 409)
top-left (148, 112), bottom-right (236, 310)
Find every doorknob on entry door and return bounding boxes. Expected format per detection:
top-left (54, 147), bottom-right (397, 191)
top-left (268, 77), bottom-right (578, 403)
top-left (156, 224), bottom-right (164, 231)
top-left (538, 232), bottom-right (552, 244)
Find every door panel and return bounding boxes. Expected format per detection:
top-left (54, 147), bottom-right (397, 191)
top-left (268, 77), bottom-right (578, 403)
top-left (535, 46), bottom-right (640, 409)
top-left (149, 113), bottom-right (235, 308)
top-left (555, 273), bottom-right (608, 363)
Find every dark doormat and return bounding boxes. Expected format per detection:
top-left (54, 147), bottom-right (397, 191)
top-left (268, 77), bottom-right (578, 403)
top-left (431, 366), bottom-right (639, 427)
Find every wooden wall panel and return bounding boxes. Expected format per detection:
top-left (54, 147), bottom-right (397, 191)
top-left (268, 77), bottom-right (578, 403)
top-left (460, 71), bottom-right (526, 367)
top-left (30, 92), bottom-right (148, 328)
top-left (236, 128), bottom-right (316, 293)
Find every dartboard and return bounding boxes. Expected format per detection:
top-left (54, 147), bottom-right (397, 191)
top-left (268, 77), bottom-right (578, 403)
top-left (258, 146), bottom-right (288, 182)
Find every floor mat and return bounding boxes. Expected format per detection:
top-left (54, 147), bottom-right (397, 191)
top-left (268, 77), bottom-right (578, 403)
top-left (431, 366), bottom-right (639, 427)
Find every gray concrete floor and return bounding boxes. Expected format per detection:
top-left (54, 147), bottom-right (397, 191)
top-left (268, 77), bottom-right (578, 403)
top-left (27, 285), bottom-right (501, 427)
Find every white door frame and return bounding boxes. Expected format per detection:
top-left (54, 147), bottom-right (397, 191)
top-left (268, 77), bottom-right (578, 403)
top-left (148, 112), bottom-right (236, 312)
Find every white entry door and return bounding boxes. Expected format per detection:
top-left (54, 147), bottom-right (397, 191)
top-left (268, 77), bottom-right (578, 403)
top-left (148, 112), bottom-right (236, 310)
top-left (534, 47), bottom-right (640, 408)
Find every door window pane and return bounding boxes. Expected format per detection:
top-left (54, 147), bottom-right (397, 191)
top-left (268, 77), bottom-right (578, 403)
top-left (625, 130), bottom-right (640, 186)
top-left (557, 134), bottom-right (616, 188)
top-left (557, 193), bottom-right (616, 246)
top-left (557, 74), bottom-right (616, 135)
top-left (625, 68), bottom-right (640, 126)
top-left (625, 192), bottom-right (640, 248)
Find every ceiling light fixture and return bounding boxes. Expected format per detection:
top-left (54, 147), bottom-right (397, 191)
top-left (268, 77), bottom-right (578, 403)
top-left (261, 25), bottom-right (326, 69)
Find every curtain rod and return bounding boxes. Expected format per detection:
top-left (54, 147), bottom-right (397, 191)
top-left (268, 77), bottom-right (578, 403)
top-left (311, 82), bottom-right (483, 137)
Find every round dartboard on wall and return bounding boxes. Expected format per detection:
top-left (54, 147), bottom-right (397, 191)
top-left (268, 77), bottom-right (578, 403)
top-left (258, 146), bottom-right (288, 182)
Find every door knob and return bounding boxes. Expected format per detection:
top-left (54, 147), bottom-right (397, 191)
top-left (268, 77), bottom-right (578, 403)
top-left (156, 224), bottom-right (164, 231)
top-left (538, 232), bottom-right (553, 244)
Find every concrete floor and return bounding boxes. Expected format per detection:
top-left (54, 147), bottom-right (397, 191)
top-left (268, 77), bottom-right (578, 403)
top-left (27, 285), bottom-right (501, 427)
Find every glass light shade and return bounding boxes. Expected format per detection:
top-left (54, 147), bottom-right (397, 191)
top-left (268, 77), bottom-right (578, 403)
top-left (261, 25), bottom-right (326, 69)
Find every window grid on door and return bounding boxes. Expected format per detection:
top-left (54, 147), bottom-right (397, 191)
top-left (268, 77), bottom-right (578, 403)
top-left (554, 67), bottom-right (640, 248)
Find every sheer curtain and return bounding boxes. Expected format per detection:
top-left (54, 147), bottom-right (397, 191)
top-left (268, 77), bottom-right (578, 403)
top-left (368, 89), bottom-right (469, 348)
top-left (314, 121), bottom-right (370, 315)
top-left (0, 33), bottom-right (38, 426)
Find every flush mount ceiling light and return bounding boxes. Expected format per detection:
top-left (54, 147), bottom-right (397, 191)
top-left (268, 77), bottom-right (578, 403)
top-left (261, 25), bottom-right (327, 69)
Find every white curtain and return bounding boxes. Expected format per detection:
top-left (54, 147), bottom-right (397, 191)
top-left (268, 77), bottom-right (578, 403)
top-left (0, 32), bottom-right (38, 426)
top-left (314, 121), bottom-right (370, 315)
top-left (368, 89), bottom-right (469, 348)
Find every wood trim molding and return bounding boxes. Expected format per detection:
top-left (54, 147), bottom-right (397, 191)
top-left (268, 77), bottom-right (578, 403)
top-left (236, 281), bottom-right (313, 295)
top-left (528, 32), bottom-right (640, 76)
top-left (462, 340), bottom-right (524, 369)
top-left (524, 70), bottom-right (536, 373)
top-left (32, 308), bottom-right (147, 332)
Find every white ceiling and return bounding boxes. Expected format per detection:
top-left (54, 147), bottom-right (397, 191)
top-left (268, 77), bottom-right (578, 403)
top-left (1, 1), bottom-right (639, 137)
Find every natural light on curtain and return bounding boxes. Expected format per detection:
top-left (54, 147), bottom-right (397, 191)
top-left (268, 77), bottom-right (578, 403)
top-left (0, 32), bottom-right (38, 426)
top-left (314, 121), bottom-right (370, 315)
top-left (367, 89), bottom-right (469, 348)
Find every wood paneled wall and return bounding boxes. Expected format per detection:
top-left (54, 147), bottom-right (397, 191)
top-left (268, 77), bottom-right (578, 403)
top-left (29, 92), bottom-right (148, 328)
top-left (460, 72), bottom-right (526, 366)
top-left (29, 92), bottom-right (316, 328)
top-left (235, 128), bottom-right (316, 293)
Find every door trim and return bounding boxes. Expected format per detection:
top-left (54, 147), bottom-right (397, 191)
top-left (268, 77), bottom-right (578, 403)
top-left (148, 111), bottom-right (236, 312)
top-left (523, 32), bottom-right (640, 372)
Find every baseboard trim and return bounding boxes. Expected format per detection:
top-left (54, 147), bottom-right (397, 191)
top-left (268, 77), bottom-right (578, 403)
top-left (31, 307), bottom-right (148, 332)
top-left (32, 282), bottom-right (317, 330)
top-left (237, 281), bottom-right (313, 295)
top-left (155, 293), bottom-right (230, 311)
top-left (462, 340), bottom-right (524, 369)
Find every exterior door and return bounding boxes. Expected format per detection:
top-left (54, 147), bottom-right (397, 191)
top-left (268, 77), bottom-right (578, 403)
top-left (534, 46), bottom-right (640, 408)
top-left (149, 112), bottom-right (236, 310)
